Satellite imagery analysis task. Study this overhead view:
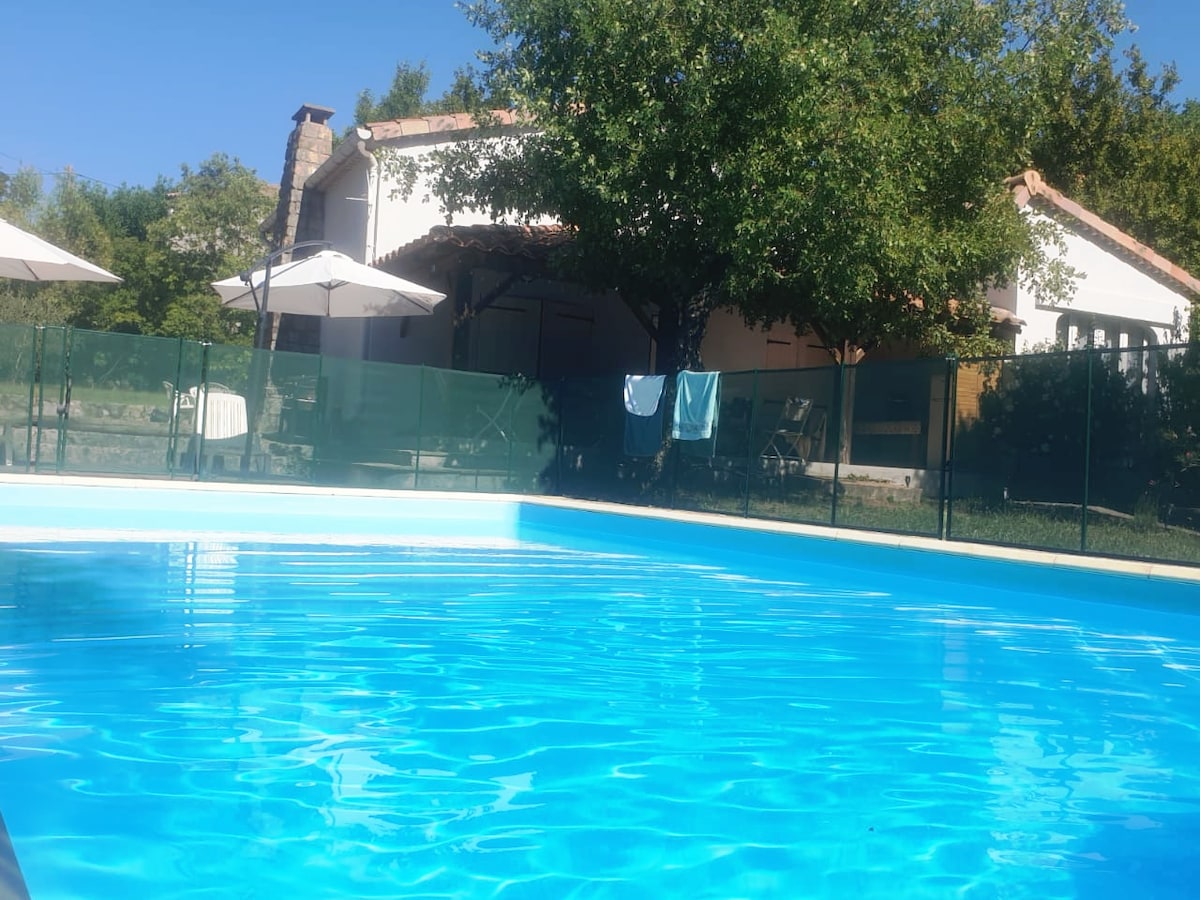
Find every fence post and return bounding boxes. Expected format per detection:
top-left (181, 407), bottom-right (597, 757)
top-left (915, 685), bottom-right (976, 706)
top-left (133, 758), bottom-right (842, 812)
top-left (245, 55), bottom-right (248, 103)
top-left (22, 326), bottom-right (40, 473)
top-left (310, 352), bottom-right (324, 484)
top-left (554, 377), bottom-right (565, 496)
top-left (742, 369), bottom-right (760, 518)
top-left (194, 343), bottom-right (211, 480)
top-left (1081, 340), bottom-right (1096, 552)
top-left (414, 365), bottom-right (425, 490)
top-left (939, 355), bottom-right (958, 540)
top-left (54, 328), bottom-right (73, 475)
top-left (33, 327), bottom-right (58, 471)
top-left (166, 337), bottom-right (185, 476)
top-left (830, 361), bottom-right (845, 527)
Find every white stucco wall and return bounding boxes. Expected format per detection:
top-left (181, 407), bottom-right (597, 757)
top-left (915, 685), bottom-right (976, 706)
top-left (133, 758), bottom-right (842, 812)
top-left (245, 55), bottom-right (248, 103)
top-left (1005, 210), bottom-right (1191, 352)
top-left (366, 134), bottom-right (554, 262)
top-left (320, 160), bottom-right (371, 260)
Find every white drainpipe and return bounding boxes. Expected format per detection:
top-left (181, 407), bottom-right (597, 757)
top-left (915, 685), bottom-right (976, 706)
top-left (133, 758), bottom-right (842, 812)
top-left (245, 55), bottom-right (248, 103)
top-left (355, 127), bottom-right (380, 359)
top-left (354, 127), bottom-right (378, 264)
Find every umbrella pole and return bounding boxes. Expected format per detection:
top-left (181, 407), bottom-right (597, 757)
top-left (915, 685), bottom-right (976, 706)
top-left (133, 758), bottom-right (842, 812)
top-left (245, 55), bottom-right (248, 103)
top-left (240, 240), bottom-right (330, 475)
top-left (242, 265), bottom-right (271, 475)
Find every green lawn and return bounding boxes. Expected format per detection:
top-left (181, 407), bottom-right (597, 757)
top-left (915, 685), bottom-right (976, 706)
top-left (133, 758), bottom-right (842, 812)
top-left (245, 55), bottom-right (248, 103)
top-left (670, 484), bottom-right (1200, 566)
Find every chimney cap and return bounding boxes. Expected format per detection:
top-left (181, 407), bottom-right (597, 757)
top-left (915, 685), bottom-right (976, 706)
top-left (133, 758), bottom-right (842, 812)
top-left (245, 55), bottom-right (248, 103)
top-left (293, 104), bottom-right (335, 125)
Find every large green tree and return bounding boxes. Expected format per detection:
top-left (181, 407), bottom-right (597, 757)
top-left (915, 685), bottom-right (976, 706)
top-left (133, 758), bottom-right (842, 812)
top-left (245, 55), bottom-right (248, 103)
top-left (437, 0), bottom-right (1132, 370)
top-left (0, 155), bottom-right (271, 344)
top-left (143, 154), bottom-right (273, 343)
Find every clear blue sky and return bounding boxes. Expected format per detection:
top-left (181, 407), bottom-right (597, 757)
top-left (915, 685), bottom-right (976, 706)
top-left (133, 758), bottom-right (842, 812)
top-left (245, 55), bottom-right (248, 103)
top-left (4, 0), bottom-right (1199, 191)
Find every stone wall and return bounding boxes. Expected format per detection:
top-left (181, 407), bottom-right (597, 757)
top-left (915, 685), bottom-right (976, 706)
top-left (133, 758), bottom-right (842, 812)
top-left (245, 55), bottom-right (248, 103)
top-left (271, 104), bottom-right (335, 354)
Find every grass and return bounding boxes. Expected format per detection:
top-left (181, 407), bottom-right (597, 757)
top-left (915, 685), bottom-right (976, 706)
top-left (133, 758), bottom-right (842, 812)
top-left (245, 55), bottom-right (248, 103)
top-left (668, 483), bottom-right (1200, 566)
top-left (950, 503), bottom-right (1200, 564)
top-left (0, 379), bottom-right (164, 410)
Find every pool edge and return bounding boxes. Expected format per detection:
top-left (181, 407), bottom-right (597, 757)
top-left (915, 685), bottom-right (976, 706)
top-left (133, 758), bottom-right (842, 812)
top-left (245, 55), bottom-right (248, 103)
top-left (1, 472), bottom-right (1197, 586)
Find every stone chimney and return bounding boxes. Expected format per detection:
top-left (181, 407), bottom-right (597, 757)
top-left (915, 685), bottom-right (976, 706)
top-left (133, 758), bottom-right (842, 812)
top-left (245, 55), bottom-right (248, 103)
top-left (268, 104), bottom-right (334, 354)
top-left (271, 103), bottom-right (334, 257)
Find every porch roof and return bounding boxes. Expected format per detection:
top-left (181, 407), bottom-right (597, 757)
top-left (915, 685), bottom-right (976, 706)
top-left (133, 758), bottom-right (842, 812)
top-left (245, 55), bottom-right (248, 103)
top-left (375, 223), bottom-right (1023, 333)
top-left (375, 224), bottom-right (572, 278)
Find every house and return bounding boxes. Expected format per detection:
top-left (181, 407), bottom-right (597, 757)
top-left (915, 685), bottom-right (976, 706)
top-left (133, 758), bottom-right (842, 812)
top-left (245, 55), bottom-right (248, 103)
top-left (267, 106), bottom-right (1198, 377)
top-left (990, 170), bottom-right (1200, 353)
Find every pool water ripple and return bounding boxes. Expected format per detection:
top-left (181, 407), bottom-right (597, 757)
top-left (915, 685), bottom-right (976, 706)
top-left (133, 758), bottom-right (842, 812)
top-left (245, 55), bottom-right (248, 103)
top-left (1, 540), bottom-right (1199, 898)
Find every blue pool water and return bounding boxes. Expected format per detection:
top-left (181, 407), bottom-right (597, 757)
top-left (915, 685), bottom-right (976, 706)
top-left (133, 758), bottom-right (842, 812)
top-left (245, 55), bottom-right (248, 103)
top-left (1, 498), bottom-right (1199, 897)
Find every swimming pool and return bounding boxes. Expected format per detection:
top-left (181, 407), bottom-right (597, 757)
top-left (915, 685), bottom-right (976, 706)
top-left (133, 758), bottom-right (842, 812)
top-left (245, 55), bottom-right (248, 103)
top-left (1, 477), bottom-right (1198, 898)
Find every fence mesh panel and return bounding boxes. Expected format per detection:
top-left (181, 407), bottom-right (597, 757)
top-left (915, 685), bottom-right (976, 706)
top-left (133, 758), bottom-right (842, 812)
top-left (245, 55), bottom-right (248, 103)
top-left (412, 368), bottom-right (559, 493)
top-left (1085, 345), bottom-right (1200, 563)
top-left (0, 324), bottom-right (36, 469)
top-left (953, 351), bottom-right (1089, 553)
top-left (558, 375), bottom-right (641, 503)
top-left (56, 330), bottom-right (192, 477)
top-left (314, 356), bottom-right (422, 489)
top-left (30, 327), bottom-right (68, 474)
top-left (836, 358), bottom-right (947, 537)
top-left (742, 367), bottom-right (839, 525)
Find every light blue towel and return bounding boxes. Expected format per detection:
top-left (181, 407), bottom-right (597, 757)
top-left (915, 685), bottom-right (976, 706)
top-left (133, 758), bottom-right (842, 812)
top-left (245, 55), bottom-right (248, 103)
top-left (672, 370), bottom-right (721, 440)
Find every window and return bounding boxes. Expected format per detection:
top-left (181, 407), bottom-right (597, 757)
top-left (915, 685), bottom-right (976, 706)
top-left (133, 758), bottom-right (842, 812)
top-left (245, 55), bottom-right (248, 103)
top-left (1055, 312), bottom-right (1158, 391)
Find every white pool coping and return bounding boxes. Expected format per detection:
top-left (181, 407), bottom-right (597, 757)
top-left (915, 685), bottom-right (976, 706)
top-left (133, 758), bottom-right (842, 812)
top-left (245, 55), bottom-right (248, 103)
top-left (0, 472), bottom-right (1198, 585)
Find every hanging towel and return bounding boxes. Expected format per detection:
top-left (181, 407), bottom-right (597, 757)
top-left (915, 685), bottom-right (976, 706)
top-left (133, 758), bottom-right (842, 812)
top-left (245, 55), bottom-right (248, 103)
top-left (672, 370), bottom-right (721, 440)
top-left (623, 373), bottom-right (666, 456)
top-left (624, 403), bottom-right (664, 457)
top-left (623, 374), bottom-right (666, 416)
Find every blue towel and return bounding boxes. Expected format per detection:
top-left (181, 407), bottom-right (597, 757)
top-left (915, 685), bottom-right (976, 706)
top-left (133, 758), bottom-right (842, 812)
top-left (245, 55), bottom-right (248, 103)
top-left (624, 404), bottom-right (664, 457)
top-left (672, 370), bottom-right (720, 440)
top-left (623, 373), bottom-right (666, 457)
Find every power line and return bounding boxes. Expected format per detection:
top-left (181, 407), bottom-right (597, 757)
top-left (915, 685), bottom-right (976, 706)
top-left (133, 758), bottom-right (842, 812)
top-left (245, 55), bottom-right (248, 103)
top-left (0, 151), bottom-right (123, 190)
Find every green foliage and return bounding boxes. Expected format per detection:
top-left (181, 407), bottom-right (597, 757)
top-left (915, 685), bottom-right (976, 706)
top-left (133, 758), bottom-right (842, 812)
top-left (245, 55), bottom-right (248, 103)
top-left (424, 65), bottom-right (506, 115)
top-left (442, 0), bottom-right (1132, 369)
top-left (964, 350), bottom-right (1154, 506)
top-left (1157, 345), bottom-right (1200, 505)
top-left (0, 167), bottom-right (42, 224)
top-left (354, 62), bottom-right (434, 125)
top-left (351, 62), bottom-right (504, 135)
top-left (954, 342), bottom-right (1200, 528)
top-left (0, 156), bottom-right (269, 345)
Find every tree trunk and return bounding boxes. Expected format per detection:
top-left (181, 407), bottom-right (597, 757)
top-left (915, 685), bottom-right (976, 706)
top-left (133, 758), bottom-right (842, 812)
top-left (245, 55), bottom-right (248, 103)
top-left (837, 341), bottom-right (865, 465)
top-left (654, 289), bottom-right (713, 376)
top-left (839, 364), bottom-right (856, 464)
top-left (644, 289), bottom-right (716, 491)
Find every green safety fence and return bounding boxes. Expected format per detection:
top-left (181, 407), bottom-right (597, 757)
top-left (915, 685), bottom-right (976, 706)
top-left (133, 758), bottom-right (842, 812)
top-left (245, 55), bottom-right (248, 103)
top-left (950, 343), bottom-right (1200, 566)
top-left (2, 323), bottom-right (1197, 567)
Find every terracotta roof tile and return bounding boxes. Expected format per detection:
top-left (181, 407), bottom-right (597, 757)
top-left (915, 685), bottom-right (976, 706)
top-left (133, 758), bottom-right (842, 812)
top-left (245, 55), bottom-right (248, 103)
top-left (375, 224), bottom-right (571, 271)
top-left (1006, 169), bottom-right (1200, 301)
top-left (990, 306), bottom-right (1026, 329)
top-left (366, 109), bottom-right (529, 142)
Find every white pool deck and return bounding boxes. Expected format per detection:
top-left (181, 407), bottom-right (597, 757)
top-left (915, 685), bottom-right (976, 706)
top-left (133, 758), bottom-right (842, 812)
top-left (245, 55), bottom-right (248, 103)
top-left (0, 472), bottom-right (1198, 592)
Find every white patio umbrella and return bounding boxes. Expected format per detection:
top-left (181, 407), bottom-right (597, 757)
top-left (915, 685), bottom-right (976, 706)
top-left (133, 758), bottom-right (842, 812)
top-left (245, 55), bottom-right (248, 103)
top-left (210, 246), bottom-right (447, 474)
top-left (0, 217), bottom-right (122, 282)
top-left (212, 249), bottom-right (444, 318)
